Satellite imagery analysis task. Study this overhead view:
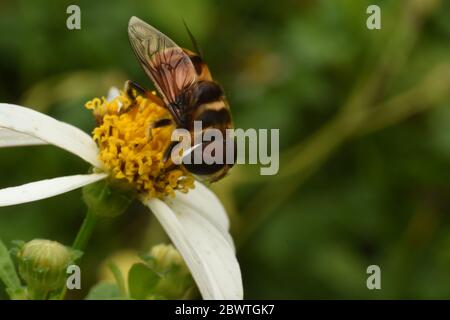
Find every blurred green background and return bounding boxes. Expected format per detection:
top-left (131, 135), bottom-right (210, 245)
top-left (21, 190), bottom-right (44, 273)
top-left (1, 0), bottom-right (450, 299)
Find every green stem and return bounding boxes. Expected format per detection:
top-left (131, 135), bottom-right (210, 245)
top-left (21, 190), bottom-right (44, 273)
top-left (59, 210), bottom-right (99, 300)
top-left (72, 210), bottom-right (98, 252)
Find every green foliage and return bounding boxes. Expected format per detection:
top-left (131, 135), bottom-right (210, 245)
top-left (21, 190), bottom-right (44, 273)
top-left (86, 246), bottom-right (194, 300)
top-left (85, 282), bottom-right (122, 300)
top-left (128, 263), bottom-right (160, 299)
top-left (0, 239), bottom-right (26, 299)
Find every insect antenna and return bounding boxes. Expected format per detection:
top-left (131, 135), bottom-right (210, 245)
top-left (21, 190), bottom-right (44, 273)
top-left (182, 19), bottom-right (204, 59)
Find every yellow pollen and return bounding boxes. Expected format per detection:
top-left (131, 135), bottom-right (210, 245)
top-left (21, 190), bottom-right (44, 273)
top-left (85, 88), bottom-right (194, 198)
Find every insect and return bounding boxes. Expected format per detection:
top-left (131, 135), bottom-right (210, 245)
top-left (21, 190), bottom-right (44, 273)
top-left (127, 16), bottom-right (234, 182)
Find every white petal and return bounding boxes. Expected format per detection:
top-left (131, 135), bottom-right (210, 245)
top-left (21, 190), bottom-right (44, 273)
top-left (106, 87), bottom-right (120, 101)
top-left (169, 183), bottom-right (234, 250)
top-left (0, 173), bottom-right (107, 207)
top-left (0, 128), bottom-right (46, 147)
top-left (0, 103), bottom-right (101, 167)
top-left (143, 196), bottom-right (243, 300)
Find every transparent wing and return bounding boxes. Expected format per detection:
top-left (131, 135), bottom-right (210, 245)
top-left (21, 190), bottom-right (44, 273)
top-left (128, 16), bottom-right (197, 110)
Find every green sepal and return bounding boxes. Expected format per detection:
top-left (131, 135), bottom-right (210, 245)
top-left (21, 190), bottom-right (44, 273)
top-left (69, 249), bottom-right (84, 262)
top-left (82, 178), bottom-right (135, 218)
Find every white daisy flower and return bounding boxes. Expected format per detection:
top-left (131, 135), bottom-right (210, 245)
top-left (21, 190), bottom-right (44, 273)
top-left (0, 87), bottom-right (243, 300)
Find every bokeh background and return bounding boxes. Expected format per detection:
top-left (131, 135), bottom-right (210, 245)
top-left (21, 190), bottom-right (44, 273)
top-left (1, 0), bottom-right (450, 299)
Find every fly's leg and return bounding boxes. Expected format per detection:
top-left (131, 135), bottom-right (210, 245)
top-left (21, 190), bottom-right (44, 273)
top-left (125, 80), bottom-right (165, 107)
top-left (152, 118), bottom-right (173, 129)
top-left (163, 141), bottom-right (179, 163)
top-left (125, 80), bottom-right (147, 100)
top-left (147, 118), bottom-right (173, 140)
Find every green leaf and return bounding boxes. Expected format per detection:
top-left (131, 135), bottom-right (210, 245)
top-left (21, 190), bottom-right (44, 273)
top-left (0, 239), bottom-right (22, 296)
top-left (128, 263), bottom-right (161, 300)
top-left (85, 282), bottom-right (122, 300)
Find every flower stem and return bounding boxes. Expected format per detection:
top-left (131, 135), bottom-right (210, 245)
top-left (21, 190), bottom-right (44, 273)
top-left (59, 209), bottom-right (98, 300)
top-left (72, 210), bottom-right (98, 251)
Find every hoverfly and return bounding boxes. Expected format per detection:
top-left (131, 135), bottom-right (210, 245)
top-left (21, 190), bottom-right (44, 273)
top-left (127, 16), bottom-right (234, 182)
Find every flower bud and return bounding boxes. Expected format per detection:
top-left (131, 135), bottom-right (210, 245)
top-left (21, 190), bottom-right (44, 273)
top-left (149, 244), bottom-right (186, 273)
top-left (82, 179), bottom-right (135, 218)
top-left (17, 239), bottom-right (71, 295)
top-left (147, 244), bottom-right (193, 299)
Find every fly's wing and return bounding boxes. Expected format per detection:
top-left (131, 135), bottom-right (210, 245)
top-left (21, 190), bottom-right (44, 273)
top-left (128, 16), bottom-right (197, 122)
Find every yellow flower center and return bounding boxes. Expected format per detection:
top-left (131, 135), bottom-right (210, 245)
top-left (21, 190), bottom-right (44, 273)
top-left (85, 88), bottom-right (194, 198)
